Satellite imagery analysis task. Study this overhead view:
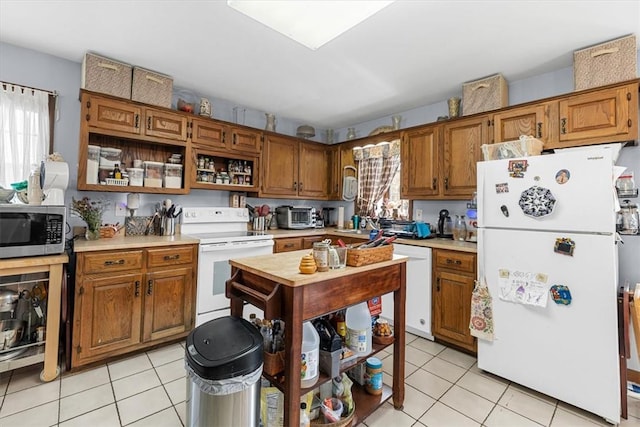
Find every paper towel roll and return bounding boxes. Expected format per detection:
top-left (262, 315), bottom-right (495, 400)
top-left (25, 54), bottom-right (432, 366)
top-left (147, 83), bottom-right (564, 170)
top-left (338, 207), bottom-right (344, 229)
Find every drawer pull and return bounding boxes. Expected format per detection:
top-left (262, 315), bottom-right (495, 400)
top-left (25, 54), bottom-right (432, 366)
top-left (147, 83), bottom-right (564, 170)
top-left (135, 281), bottom-right (140, 297)
top-left (147, 116), bottom-right (152, 130)
top-left (446, 259), bottom-right (462, 265)
top-left (164, 254), bottom-right (180, 261)
top-left (284, 243), bottom-right (295, 248)
top-left (104, 259), bottom-right (125, 266)
top-left (147, 280), bottom-right (153, 295)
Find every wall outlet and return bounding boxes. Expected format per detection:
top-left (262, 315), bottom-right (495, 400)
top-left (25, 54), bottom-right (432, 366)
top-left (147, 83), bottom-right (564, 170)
top-left (415, 209), bottom-right (423, 221)
top-left (115, 202), bottom-right (128, 217)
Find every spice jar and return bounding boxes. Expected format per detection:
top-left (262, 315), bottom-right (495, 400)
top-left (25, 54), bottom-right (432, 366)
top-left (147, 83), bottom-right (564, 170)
top-left (312, 241), bottom-right (329, 272)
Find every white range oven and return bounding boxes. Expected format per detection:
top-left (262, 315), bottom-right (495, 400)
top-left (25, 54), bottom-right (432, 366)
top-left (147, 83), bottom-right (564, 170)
top-left (181, 207), bottom-right (274, 326)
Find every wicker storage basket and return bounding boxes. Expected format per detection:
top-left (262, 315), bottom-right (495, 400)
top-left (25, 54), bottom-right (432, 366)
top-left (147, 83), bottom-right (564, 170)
top-left (263, 350), bottom-right (285, 376)
top-left (462, 73), bottom-right (508, 116)
top-left (131, 67), bottom-right (173, 108)
top-left (573, 34), bottom-right (637, 91)
top-left (311, 403), bottom-right (355, 426)
top-left (81, 52), bottom-right (132, 99)
top-left (346, 244), bottom-right (393, 267)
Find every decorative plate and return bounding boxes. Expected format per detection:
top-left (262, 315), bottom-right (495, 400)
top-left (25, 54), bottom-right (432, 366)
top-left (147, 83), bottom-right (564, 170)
top-left (518, 185), bottom-right (556, 218)
top-left (368, 125), bottom-right (394, 136)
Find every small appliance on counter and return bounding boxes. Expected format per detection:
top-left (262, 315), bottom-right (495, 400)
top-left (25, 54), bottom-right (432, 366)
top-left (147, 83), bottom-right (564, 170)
top-left (275, 206), bottom-right (316, 229)
top-left (437, 209), bottom-right (453, 238)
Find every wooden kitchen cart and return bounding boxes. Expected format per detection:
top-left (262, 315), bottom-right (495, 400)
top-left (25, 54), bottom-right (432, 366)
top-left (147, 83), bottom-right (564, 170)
top-left (0, 253), bottom-right (68, 381)
top-left (227, 251), bottom-right (407, 427)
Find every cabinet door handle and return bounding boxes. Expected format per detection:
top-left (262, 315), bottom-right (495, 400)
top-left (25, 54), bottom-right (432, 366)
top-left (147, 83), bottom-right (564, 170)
top-left (164, 254), bottom-right (180, 261)
top-left (147, 280), bottom-right (153, 295)
top-left (299, 182), bottom-right (303, 190)
top-left (444, 177), bottom-right (449, 190)
top-left (432, 178), bottom-right (437, 190)
top-left (233, 134), bottom-right (237, 145)
top-left (147, 116), bottom-right (152, 130)
top-left (222, 131), bottom-right (226, 144)
top-left (628, 119), bottom-right (633, 128)
top-left (135, 281), bottom-right (140, 297)
top-left (134, 114), bottom-right (139, 129)
top-left (560, 118), bottom-right (567, 134)
top-left (537, 122), bottom-right (542, 138)
top-left (104, 259), bottom-right (125, 266)
top-left (436, 277), bottom-right (440, 292)
top-left (293, 181), bottom-right (298, 190)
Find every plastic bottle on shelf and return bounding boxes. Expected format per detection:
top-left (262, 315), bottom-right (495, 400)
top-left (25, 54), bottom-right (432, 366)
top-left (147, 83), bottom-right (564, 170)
top-left (301, 321), bottom-right (319, 388)
top-left (345, 302), bottom-right (372, 357)
top-left (300, 402), bottom-right (310, 427)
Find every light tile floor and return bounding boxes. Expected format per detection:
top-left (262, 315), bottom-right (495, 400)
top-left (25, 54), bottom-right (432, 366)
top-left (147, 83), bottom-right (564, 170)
top-left (0, 333), bottom-right (638, 426)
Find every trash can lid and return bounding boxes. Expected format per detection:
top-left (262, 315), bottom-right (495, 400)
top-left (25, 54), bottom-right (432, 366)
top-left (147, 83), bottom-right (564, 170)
top-left (186, 316), bottom-right (264, 380)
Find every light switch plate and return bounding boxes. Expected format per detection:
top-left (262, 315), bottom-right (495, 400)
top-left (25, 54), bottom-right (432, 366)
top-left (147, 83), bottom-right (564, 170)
top-left (415, 209), bottom-right (423, 221)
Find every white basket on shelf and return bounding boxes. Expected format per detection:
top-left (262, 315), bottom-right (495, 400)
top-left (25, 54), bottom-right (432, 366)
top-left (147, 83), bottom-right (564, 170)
top-left (105, 178), bottom-right (129, 186)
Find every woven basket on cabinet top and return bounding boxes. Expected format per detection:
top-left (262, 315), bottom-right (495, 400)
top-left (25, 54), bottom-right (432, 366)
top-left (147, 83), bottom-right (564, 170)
top-left (346, 244), bottom-right (393, 267)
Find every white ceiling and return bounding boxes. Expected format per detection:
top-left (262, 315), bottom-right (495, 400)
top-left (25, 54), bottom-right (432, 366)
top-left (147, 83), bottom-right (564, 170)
top-left (1, 1), bottom-right (639, 129)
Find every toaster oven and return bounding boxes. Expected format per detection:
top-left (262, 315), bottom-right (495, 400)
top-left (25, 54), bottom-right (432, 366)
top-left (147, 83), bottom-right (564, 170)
top-left (275, 206), bottom-right (316, 229)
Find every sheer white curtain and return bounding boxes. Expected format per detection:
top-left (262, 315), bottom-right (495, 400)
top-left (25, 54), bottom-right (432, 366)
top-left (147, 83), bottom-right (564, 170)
top-left (0, 83), bottom-right (50, 187)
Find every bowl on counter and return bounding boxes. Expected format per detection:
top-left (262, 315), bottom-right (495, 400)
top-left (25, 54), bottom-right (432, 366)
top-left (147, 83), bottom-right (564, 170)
top-left (0, 319), bottom-right (26, 350)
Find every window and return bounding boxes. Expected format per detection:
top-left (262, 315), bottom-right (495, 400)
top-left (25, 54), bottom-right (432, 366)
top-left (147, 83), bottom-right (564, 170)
top-left (0, 82), bottom-right (54, 188)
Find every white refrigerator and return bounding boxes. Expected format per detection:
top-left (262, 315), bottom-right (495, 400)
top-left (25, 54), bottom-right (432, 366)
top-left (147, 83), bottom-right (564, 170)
top-left (476, 147), bottom-right (620, 424)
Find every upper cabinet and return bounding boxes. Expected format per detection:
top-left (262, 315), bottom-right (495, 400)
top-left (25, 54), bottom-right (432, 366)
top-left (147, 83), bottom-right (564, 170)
top-left (260, 134), bottom-right (328, 199)
top-left (491, 103), bottom-right (550, 144)
top-left (442, 115), bottom-right (489, 197)
top-left (401, 125), bottom-right (441, 198)
top-left (190, 118), bottom-right (260, 154)
top-left (551, 83), bottom-right (638, 148)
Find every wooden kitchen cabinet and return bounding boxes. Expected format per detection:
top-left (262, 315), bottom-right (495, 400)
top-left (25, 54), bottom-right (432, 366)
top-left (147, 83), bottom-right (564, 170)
top-left (491, 103), bottom-right (551, 144)
top-left (190, 146), bottom-right (259, 191)
top-left (273, 235), bottom-right (327, 253)
top-left (442, 116), bottom-right (488, 198)
top-left (191, 118), bottom-right (261, 154)
top-left (432, 249), bottom-right (477, 353)
top-left (72, 244), bottom-right (196, 367)
top-left (78, 90), bottom-right (190, 194)
top-left (401, 125), bottom-right (441, 198)
top-left (550, 82), bottom-right (638, 148)
top-left (260, 134), bottom-right (328, 199)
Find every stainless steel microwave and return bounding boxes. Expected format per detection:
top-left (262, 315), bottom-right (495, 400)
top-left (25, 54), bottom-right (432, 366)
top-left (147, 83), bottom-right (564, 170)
top-left (0, 205), bottom-right (66, 259)
top-left (275, 206), bottom-right (316, 229)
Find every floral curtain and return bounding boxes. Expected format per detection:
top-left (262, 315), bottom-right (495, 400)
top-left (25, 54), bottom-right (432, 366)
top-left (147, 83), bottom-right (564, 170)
top-left (353, 140), bottom-right (400, 217)
top-left (0, 83), bottom-right (50, 187)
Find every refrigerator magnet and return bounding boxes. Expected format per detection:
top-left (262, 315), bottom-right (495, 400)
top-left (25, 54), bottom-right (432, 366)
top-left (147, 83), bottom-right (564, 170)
top-left (500, 205), bottom-right (509, 217)
top-left (555, 169), bottom-right (570, 184)
top-left (550, 284), bottom-right (572, 305)
top-left (496, 183), bottom-right (509, 193)
top-left (508, 159), bottom-right (528, 178)
top-left (519, 186), bottom-right (556, 218)
top-left (554, 237), bottom-right (575, 256)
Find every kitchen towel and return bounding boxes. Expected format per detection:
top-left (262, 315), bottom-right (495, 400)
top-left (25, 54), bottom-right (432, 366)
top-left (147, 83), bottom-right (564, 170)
top-left (469, 277), bottom-right (494, 341)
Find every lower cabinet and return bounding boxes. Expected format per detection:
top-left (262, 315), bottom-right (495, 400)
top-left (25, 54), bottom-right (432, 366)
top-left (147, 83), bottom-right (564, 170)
top-left (273, 235), bottom-right (327, 253)
top-left (432, 249), bottom-right (477, 353)
top-left (72, 245), bottom-right (196, 367)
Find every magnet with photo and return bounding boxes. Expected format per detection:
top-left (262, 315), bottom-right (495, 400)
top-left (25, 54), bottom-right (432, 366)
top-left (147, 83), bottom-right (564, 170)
top-left (554, 237), bottom-right (575, 256)
top-left (555, 169), bottom-right (570, 184)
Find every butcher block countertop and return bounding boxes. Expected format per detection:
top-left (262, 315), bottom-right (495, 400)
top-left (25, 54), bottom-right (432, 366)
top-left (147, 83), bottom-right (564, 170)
top-left (229, 249), bottom-right (407, 287)
top-left (73, 234), bottom-right (200, 252)
top-left (269, 227), bottom-right (477, 253)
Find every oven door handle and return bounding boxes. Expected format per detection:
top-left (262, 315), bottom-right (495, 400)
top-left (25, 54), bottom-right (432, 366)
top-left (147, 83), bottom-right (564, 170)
top-left (226, 272), bottom-right (281, 319)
